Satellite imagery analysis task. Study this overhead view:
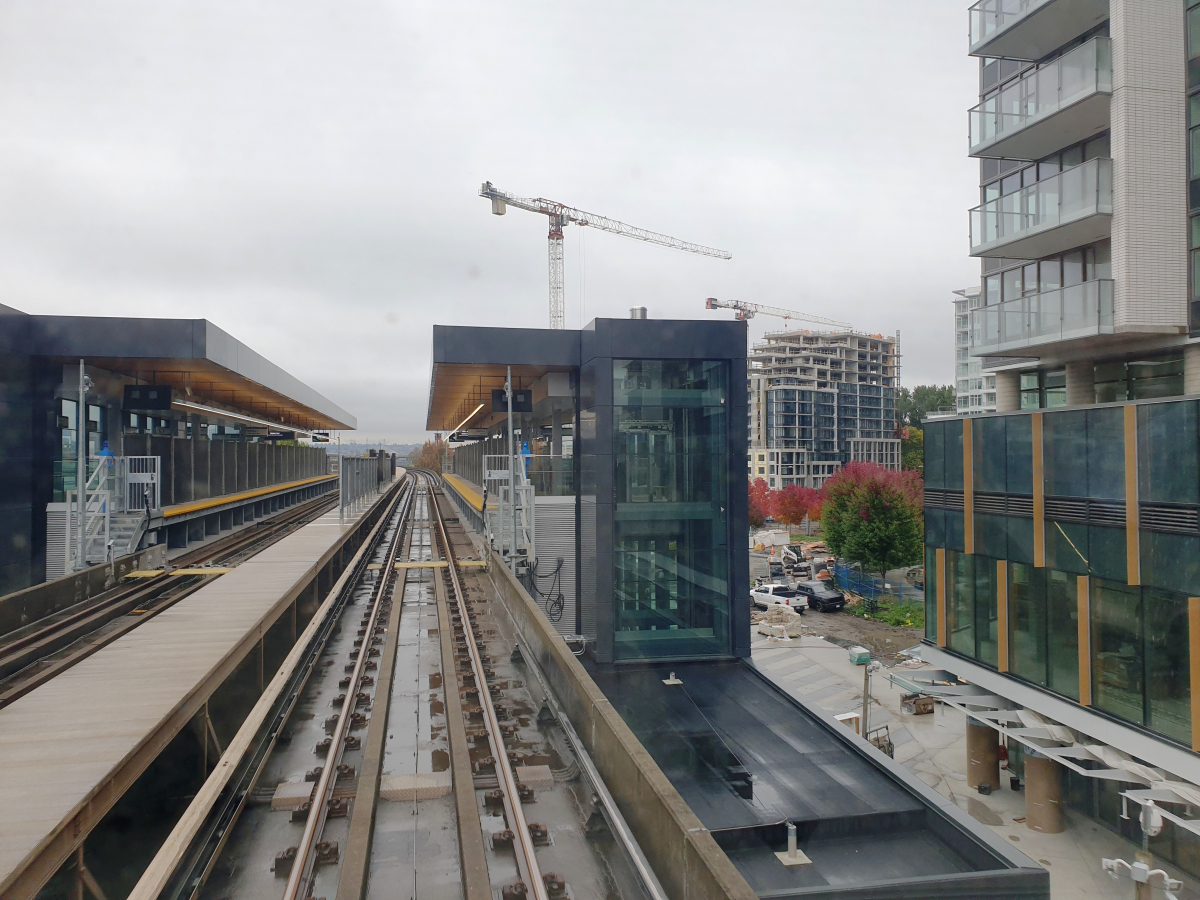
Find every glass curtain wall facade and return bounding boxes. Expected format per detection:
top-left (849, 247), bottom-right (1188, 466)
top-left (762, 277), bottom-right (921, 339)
top-left (613, 359), bottom-right (731, 660)
top-left (924, 401), bottom-right (1195, 747)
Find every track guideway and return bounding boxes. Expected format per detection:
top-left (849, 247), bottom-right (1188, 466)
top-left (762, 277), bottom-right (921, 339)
top-left (0, 492), bottom-right (337, 708)
top-left (132, 471), bottom-right (655, 900)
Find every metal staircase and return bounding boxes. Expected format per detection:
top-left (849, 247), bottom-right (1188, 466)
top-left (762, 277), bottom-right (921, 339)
top-left (483, 454), bottom-right (536, 565)
top-left (45, 456), bottom-right (160, 578)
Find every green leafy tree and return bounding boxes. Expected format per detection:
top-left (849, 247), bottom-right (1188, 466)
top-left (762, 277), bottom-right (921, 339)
top-left (896, 384), bottom-right (957, 429)
top-left (821, 462), bottom-right (924, 579)
top-left (901, 426), bottom-right (924, 473)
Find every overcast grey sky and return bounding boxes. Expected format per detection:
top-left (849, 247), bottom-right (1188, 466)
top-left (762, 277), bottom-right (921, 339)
top-left (0, 2), bottom-right (979, 441)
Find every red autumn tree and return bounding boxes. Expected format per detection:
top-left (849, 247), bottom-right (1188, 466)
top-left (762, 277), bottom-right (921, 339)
top-left (748, 478), bottom-right (775, 528)
top-left (820, 462), bottom-right (924, 578)
top-left (774, 483), bottom-right (819, 528)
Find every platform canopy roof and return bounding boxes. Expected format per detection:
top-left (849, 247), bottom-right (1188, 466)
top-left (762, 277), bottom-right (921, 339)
top-left (21, 312), bottom-right (355, 432)
top-left (426, 325), bottom-right (579, 433)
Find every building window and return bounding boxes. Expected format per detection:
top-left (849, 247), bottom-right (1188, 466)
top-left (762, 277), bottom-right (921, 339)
top-left (942, 552), bottom-right (1193, 746)
top-left (612, 359), bottom-right (730, 660)
top-left (1095, 354), bottom-right (1185, 403)
top-left (1020, 368), bottom-right (1066, 408)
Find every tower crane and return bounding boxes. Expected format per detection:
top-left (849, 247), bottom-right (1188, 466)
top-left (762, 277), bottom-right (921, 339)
top-left (480, 181), bottom-right (732, 330)
top-left (705, 297), bottom-right (852, 331)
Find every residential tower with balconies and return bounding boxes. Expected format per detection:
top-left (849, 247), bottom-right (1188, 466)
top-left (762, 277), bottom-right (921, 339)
top-left (908, 0), bottom-right (1200, 878)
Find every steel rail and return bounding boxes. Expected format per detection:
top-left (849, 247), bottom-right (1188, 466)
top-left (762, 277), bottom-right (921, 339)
top-left (0, 492), bottom-right (334, 659)
top-left (282, 477), bottom-right (415, 900)
top-left (333, 478), bottom-right (419, 900)
top-left (125, 477), bottom-right (412, 900)
top-left (506, 630), bottom-right (669, 900)
top-left (0, 480), bottom-right (401, 900)
top-left (429, 477), bottom-right (550, 900)
top-left (0, 494), bottom-right (338, 706)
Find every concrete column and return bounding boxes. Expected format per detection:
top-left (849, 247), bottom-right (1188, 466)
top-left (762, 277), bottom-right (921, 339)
top-left (966, 717), bottom-right (1000, 791)
top-left (1185, 343), bottom-right (1200, 395)
top-left (1065, 360), bottom-right (1095, 406)
top-left (994, 370), bottom-right (1020, 412)
top-left (1024, 750), bottom-right (1063, 833)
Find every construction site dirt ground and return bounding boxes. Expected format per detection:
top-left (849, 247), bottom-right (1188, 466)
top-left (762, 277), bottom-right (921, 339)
top-left (802, 609), bottom-right (924, 659)
top-left (750, 551), bottom-right (923, 658)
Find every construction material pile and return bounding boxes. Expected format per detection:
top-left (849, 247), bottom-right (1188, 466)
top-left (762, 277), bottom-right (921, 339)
top-left (754, 604), bottom-right (810, 640)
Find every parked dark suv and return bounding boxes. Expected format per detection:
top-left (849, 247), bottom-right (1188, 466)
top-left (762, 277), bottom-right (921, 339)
top-left (794, 581), bottom-right (845, 613)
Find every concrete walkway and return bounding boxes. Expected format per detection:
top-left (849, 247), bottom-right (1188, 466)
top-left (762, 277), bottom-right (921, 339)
top-left (749, 628), bottom-right (1200, 900)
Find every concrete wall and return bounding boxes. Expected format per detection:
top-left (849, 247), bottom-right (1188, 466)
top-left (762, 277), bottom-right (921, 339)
top-left (1111, 0), bottom-right (1188, 332)
top-left (487, 557), bottom-right (757, 900)
top-left (0, 544), bottom-right (168, 638)
top-left (994, 370), bottom-right (1021, 413)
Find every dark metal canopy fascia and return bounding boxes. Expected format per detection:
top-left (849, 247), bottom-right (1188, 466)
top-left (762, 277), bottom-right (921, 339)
top-left (25, 315), bottom-right (356, 431)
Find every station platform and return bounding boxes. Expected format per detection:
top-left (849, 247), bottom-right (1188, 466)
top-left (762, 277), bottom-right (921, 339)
top-left (0, 482), bottom-right (398, 899)
top-left (159, 474), bottom-right (337, 521)
top-left (440, 472), bottom-right (495, 534)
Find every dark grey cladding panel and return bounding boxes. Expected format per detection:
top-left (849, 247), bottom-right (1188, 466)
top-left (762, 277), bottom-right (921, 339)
top-left (432, 324), bottom-right (581, 366)
top-left (583, 318), bottom-right (746, 363)
top-left (580, 318), bottom-right (611, 362)
top-left (579, 358), bottom-right (612, 410)
top-left (0, 309), bottom-right (32, 357)
top-left (18, 315), bottom-right (355, 428)
top-left (30, 315), bottom-right (202, 359)
top-left (434, 319), bottom-right (745, 367)
top-left (579, 406), bottom-right (613, 461)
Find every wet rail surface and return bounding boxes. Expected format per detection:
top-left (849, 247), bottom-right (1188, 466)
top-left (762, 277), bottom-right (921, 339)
top-left (167, 472), bottom-right (655, 900)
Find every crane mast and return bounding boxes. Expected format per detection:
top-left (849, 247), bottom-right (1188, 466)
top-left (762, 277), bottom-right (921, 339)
top-left (704, 297), bottom-right (852, 331)
top-left (481, 181), bottom-right (732, 329)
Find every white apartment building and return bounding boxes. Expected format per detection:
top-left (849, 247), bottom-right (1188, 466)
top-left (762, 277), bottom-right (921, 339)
top-left (747, 329), bottom-right (900, 489)
top-left (954, 287), bottom-right (998, 415)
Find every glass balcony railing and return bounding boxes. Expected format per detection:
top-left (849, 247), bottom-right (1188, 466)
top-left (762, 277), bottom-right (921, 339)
top-left (970, 279), bottom-right (1113, 354)
top-left (969, 0), bottom-right (1053, 51)
top-left (969, 157), bottom-right (1111, 257)
top-left (969, 37), bottom-right (1111, 158)
top-left (969, 0), bottom-right (1109, 60)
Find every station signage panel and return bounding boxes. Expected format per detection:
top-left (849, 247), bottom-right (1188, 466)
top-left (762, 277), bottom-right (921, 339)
top-left (492, 389), bottom-right (532, 413)
top-left (123, 385), bottom-right (173, 411)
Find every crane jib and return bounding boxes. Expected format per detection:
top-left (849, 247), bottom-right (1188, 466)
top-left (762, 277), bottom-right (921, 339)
top-left (479, 180), bottom-right (731, 330)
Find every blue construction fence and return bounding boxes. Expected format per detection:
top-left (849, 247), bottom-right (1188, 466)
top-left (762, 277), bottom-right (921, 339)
top-left (831, 562), bottom-right (924, 607)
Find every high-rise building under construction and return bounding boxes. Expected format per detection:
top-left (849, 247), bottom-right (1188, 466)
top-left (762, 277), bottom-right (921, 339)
top-left (747, 329), bottom-right (900, 489)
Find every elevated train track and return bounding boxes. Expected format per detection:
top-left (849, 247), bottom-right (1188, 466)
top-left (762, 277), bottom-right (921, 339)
top-left (0, 492), bottom-right (340, 708)
top-left (127, 471), bottom-right (655, 900)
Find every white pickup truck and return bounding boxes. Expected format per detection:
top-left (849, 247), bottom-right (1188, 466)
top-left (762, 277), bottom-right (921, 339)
top-left (750, 583), bottom-right (808, 612)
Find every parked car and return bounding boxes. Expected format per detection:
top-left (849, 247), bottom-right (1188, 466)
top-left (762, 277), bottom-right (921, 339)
top-left (751, 582), bottom-right (807, 612)
top-left (794, 581), bottom-right (845, 613)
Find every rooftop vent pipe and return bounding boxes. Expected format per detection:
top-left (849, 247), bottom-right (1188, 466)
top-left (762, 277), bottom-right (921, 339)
top-left (630, 307), bottom-right (647, 319)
